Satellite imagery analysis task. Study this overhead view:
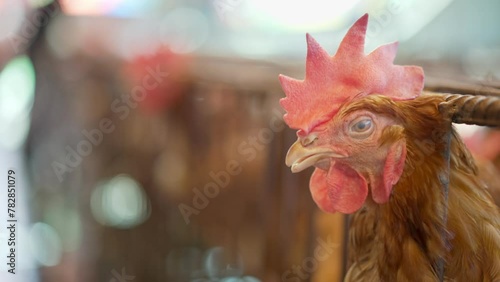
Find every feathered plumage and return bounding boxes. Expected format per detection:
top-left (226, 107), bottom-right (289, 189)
top-left (279, 14), bottom-right (500, 281)
top-left (345, 93), bottom-right (500, 281)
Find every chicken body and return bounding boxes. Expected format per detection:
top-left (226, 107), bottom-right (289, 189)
top-left (344, 93), bottom-right (500, 281)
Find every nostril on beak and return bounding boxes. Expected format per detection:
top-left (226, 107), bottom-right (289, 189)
top-left (300, 134), bottom-right (318, 147)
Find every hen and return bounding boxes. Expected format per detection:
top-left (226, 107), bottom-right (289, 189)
top-left (279, 14), bottom-right (500, 281)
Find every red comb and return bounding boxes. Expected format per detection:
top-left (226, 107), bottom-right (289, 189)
top-left (279, 14), bottom-right (424, 131)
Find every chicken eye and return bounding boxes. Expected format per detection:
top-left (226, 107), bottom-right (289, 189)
top-left (349, 117), bottom-right (374, 138)
top-left (353, 119), bottom-right (371, 132)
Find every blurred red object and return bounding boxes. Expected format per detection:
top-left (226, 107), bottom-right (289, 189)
top-left (123, 48), bottom-right (190, 113)
top-left (464, 129), bottom-right (500, 161)
top-left (463, 128), bottom-right (500, 206)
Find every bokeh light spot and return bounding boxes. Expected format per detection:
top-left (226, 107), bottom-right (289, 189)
top-left (29, 222), bottom-right (63, 267)
top-left (60, 0), bottom-right (122, 16)
top-left (0, 56), bottom-right (36, 150)
top-left (91, 174), bottom-right (151, 229)
top-left (242, 0), bottom-right (361, 32)
top-left (29, 0), bottom-right (55, 9)
top-left (204, 247), bottom-right (244, 279)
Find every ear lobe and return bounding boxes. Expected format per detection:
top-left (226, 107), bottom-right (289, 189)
top-left (372, 139), bottom-right (407, 204)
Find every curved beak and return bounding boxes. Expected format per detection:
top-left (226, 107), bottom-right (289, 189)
top-left (285, 139), bottom-right (346, 173)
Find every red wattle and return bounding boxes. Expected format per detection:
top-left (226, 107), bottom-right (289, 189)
top-left (309, 163), bottom-right (368, 214)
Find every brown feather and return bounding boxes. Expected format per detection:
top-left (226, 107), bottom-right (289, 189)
top-left (345, 92), bottom-right (500, 281)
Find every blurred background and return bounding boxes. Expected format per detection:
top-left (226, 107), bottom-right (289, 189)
top-left (0, 0), bottom-right (498, 281)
